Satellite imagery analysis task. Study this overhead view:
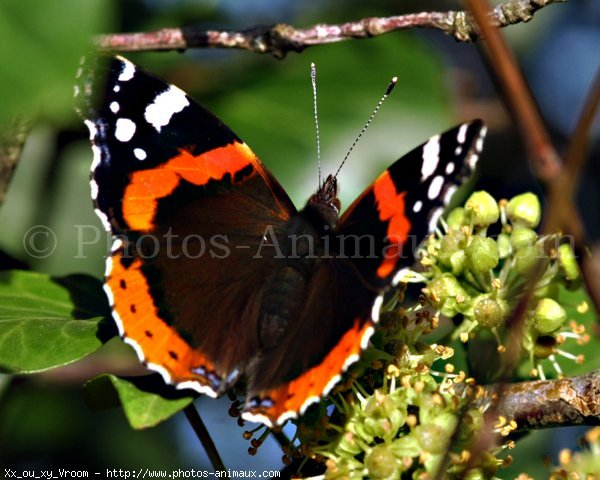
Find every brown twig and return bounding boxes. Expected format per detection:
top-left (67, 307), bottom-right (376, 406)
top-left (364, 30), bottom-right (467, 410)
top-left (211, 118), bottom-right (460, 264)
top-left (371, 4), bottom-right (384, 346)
top-left (546, 67), bottom-right (600, 315)
top-left (469, 370), bottom-right (600, 431)
top-left (183, 404), bottom-right (227, 472)
top-left (468, 0), bottom-right (562, 181)
top-left (94, 0), bottom-right (564, 57)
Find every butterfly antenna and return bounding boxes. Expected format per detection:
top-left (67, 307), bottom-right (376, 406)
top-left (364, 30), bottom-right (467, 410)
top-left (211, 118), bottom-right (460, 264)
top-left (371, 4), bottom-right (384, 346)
top-left (333, 76), bottom-right (398, 181)
top-left (311, 63), bottom-right (322, 188)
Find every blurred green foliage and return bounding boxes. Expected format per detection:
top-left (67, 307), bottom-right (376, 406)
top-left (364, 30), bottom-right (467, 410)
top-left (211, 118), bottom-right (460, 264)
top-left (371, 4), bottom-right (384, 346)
top-left (0, 0), bottom-right (113, 126)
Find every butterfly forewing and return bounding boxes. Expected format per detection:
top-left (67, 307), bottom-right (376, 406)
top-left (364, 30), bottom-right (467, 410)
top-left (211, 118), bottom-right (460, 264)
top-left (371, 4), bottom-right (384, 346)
top-left (78, 56), bottom-right (298, 397)
top-left (335, 120), bottom-right (486, 289)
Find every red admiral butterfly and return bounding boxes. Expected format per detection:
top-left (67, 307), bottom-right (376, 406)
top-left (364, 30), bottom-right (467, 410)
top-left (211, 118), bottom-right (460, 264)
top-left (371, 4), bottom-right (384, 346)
top-left (77, 56), bottom-right (486, 427)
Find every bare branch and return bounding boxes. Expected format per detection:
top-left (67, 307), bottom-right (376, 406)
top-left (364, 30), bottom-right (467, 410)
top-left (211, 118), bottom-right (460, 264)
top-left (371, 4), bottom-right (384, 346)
top-left (94, 0), bottom-right (565, 57)
top-left (468, 370), bottom-right (600, 430)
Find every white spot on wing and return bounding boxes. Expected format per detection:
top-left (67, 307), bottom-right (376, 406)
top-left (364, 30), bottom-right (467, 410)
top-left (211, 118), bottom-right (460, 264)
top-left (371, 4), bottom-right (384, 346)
top-left (457, 123), bottom-right (468, 144)
top-left (90, 145), bottom-right (102, 171)
top-left (371, 295), bottom-right (384, 322)
top-left (133, 148), bottom-right (147, 161)
top-left (443, 184), bottom-right (458, 205)
top-left (421, 135), bottom-right (440, 181)
top-left (476, 126), bottom-right (487, 151)
top-left (118, 59), bottom-right (135, 82)
top-left (84, 119), bottom-right (102, 171)
top-left (111, 306), bottom-right (125, 337)
top-left (360, 325), bottom-right (375, 349)
top-left (104, 255), bottom-right (113, 278)
top-left (445, 162), bottom-right (455, 175)
top-left (84, 119), bottom-right (97, 140)
top-left (241, 412), bottom-right (275, 428)
top-left (124, 336), bottom-right (146, 362)
top-left (428, 208), bottom-right (443, 232)
top-left (413, 200), bottom-right (423, 213)
top-left (103, 283), bottom-right (115, 308)
top-left (144, 86), bottom-right (190, 132)
top-left (109, 101), bottom-right (120, 113)
top-left (94, 207), bottom-right (112, 232)
top-left (428, 175), bottom-right (445, 200)
top-left (175, 380), bottom-right (218, 398)
top-left (467, 153), bottom-right (479, 170)
top-left (111, 237), bottom-right (123, 253)
top-left (90, 179), bottom-right (99, 200)
top-left (115, 118), bottom-right (136, 142)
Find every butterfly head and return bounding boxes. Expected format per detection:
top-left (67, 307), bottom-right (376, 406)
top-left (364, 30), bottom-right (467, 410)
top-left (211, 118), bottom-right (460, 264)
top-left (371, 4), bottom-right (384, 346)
top-left (308, 174), bottom-right (340, 226)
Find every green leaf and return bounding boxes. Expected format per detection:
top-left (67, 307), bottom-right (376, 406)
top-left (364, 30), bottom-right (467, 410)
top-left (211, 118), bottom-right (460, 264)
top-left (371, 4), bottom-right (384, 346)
top-left (84, 374), bottom-right (195, 429)
top-left (0, 270), bottom-right (115, 373)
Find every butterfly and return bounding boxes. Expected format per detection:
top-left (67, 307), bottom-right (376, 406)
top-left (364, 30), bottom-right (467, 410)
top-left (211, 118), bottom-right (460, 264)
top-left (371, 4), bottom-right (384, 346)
top-left (76, 55), bottom-right (486, 427)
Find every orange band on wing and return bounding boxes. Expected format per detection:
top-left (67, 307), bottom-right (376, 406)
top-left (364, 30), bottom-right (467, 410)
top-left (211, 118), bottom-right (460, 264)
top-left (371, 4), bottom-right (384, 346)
top-left (247, 319), bottom-right (372, 425)
top-left (122, 141), bottom-right (256, 231)
top-left (108, 251), bottom-right (218, 387)
top-left (373, 171), bottom-right (411, 278)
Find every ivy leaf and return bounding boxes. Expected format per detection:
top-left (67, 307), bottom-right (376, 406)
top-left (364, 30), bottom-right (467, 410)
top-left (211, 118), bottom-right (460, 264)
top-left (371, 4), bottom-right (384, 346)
top-left (0, 270), bottom-right (115, 373)
top-left (84, 374), bottom-right (195, 429)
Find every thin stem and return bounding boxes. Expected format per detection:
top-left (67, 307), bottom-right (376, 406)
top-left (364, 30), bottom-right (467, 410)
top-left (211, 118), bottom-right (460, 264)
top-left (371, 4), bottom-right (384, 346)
top-left (467, 0), bottom-right (561, 182)
top-left (183, 403), bottom-right (227, 473)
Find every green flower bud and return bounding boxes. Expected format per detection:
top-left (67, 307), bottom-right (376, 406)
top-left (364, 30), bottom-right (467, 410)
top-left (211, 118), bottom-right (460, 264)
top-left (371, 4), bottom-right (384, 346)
top-left (438, 232), bottom-right (467, 275)
top-left (446, 207), bottom-right (466, 230)
top-left (465, 236), bottom-right (499, 273)
top-left (558, 244), bottom-right (580, 281)
top-left (510, 227), bottom-right (538, 250)
top-left (365, 444), bottom-right (399, 479)
top-left (364, 391), bottom-right (407, 441)
top-left (463, 470), bottom-right (486, 480)
top-left (389, 435), bottom-right (421, 458)
top-left (496, 232), bottom-right (511, 259)
top-left (414, 424), bottom-right (448, 455)
top-left (514, 244), bottom-right (540, 275)
top-left (425, 273), bottom-right (469, 317)
top-left (534, 298), bottom-right (567, 333)
top-left (465, 191), bottom-right (500, 227)
top-left (448, 250), bottom-right (466, 275)
top-left (438, 233), bottom-right (462, 267)
top-left (474, 296), bottom-right (506, 328)
top-left (506, 192), bottom-right (541, 228)
top-left (335, 430), bottom-right (363, 457)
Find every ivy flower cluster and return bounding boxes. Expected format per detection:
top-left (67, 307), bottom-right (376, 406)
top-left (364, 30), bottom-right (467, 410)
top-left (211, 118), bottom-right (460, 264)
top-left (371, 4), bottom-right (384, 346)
top-left (419, 191), bottom-right (589, 379)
